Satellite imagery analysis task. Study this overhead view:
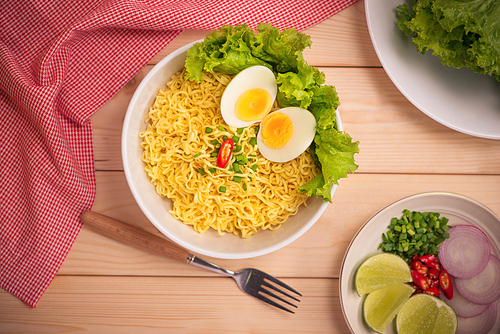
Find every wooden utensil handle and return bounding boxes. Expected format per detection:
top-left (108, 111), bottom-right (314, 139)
top-left (80, 211), bottom-right (190, 263)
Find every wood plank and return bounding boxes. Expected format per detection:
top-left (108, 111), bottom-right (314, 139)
top-left (60, 172), bottom-right (500, 278)
top-left (0, 277), bottom-right (349, 334)
top-left (148, 1), bottom-right (380, 68)
top-left (91, 66), bottom-right (500, 173)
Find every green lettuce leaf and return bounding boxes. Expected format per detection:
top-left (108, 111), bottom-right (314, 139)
top-left (397, 0), bottom-right (500, 81)
top-left (299, 128), bottom-right (359, 202)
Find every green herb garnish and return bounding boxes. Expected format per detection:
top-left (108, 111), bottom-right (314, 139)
top-left (378, 210), bottom-right (450, 263)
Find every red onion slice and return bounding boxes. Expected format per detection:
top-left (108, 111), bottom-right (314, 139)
top-left (455, 255), bottom-right (500, 305)
top-left (440, 276), bottom-right (490, 318)
top-left (438, 225), bottom-right (491, 279)
top-left (456, 301), bottom-right (498, 334)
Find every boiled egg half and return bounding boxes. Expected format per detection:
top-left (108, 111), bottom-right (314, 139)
top-left (220, 65), bottom-right (277, 128)
top-left (257, 107), bottom-right (316, 163)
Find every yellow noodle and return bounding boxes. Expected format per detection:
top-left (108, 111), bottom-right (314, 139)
top-left (139, 69), bottom-right (320, 238)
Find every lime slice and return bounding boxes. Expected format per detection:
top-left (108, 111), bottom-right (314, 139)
top-left (363, 283), bottom-right (414, 333)
top-left (355, 253), bottom-right (412, 295)
top-left (396, 294), bottom-right (457, 334)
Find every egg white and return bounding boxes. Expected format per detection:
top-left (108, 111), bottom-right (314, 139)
top-left (220, 65), bottom-right (277, 128)
top-left (257, 107), bottom-right (316, 163)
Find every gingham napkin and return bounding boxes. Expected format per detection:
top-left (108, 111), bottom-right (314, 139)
top-left (0, 0), bottom-right (359, 307)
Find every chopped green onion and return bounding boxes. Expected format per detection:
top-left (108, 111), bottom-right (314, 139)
top-left (243, 183), bottom-right (247, 191)
top-left (210, 139), bottom-right (219, 145)
top-left (232, 136), bottom-right (240, 143)
top-left (208, 168), bottom-right (216, 174)
top-left (198, 168), bottom-right (206, 175)
top-left (248, 154), bottom-right (257, 158)
top-left (254, 126), bottom-right (259, 133)
top-left (232, 176), bottom-right (242, 183)
top-left (218, 125), bottom-right (226, 131)
top-left (232, 163), bottom-right (240, 173)
top-left (219, 186), bottom-right (227, 193)
top-left (237, 128), bottom-right (244, 135)
top-left (211, 152), bottom-right (218, 157)
top-left (223, 135), bottom-right (228, 141)
top-left (193, 153), bottom-right (202, 158)
top-left (234, 145), bottom-right (242, 152)
top-left (378, 209), bottom-right (451, 263)
top-left (250, 164), bottom-right (258, 172)
top-left (236, 154), bottom-right (248, 164)
top-left (205, 127), bottom-right (213, 134)
top-left (249, 137), bottom-right (257, 146)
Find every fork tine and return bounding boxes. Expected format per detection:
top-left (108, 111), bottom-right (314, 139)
top-left (260, 285), bottom-right (299, 307)
top-left (263, 275), bottom-right (302, 296)
top-left (262, 281), bottom-right (300, 302)
top-left (255, 292), bottom-right (296, 314)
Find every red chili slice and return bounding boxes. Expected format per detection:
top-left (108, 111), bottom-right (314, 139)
top-left (419, 254), bottom-right (437, 264)
top-left (217, 138), bottom-right (234, 168)
top-left (429, 267), bottom-right (440, 280)
top-left (410, 260), bottom-right (423, 271)
top-left (424, 287), bottom-right (441, 297)
top-left (439, 269), bottom-right (453, 300)
top-left (412, 270), bottom-right (430, 290)
top-left (427, 261), bottom-right (442, 272)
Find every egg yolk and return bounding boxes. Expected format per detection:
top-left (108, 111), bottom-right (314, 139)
top-left (260, 112), bottom-right (294, 149)
top-left (235, 88), bottom-right (272, 122)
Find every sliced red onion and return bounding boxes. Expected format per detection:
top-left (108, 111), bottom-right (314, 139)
top-left (438, 225), bottom-right (491, 279)
top-left (440, 276), bottom-right (490, 318)
top-left (455, 255), bottom-right (500, 305)
top-left (456, 301), bottom-right (498, 334)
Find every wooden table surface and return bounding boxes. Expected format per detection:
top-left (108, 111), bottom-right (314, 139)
top-left (2, 1), bottom-right (500, 333)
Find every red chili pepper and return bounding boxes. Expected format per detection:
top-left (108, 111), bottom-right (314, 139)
top-left (419, 254), bottom-right (437, 264)
top-left (412, 270), bottom-right (430, 290)
top-left (417, 265), bottom-right (429, 276)
top-left (427, 261), bottom-right (442, 272)
top-left (429, 267), bottom-right (440, 279)
top-left (424, 287), bottom-right (441, 297)
top-left (412, 254), bottom-right (420, 262)
top-left (430, 279), bottom-right (439, 289)
top-left (439, 269), bottom-right (453, 300)
top-left (217, 138), bottom-right (234, 168)
top-left (410, 260), bottom-right (422, 271)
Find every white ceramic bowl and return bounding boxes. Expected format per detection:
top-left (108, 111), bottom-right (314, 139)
top-left (122, 41), bottom-right (340, 259)
top-left (366, 0), bottom-right (500, 140)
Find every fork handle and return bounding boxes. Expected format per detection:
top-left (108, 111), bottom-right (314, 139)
top-left (80, 211), bottom-right (190, 263)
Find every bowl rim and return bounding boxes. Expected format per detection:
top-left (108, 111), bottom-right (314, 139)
top-left (121, 40), bottom-right (335, 259)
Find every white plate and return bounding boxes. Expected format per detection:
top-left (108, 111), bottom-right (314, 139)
top-left (365, 0), bottom-right (500, 140)
top-left (339, 192), bottom-right (500, 334)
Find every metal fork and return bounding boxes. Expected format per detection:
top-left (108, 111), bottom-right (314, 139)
top-left (81, 211), bottom-right (301, 313)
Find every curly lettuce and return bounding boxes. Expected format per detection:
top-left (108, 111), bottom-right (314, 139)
top-left (185, 23), bottom-right (359, 202)
top-left (397, 0), bottom-right (500, 81)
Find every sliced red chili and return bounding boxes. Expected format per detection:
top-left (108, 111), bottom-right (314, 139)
top-left (427, 261), bottom-right (442, 272)
top-left (439, 269), bottom-right (453, 300)
top-left (429, 267), bottom-right (440, 280)
top-left (417, 265), bottom-right (429, 276)
top-left (217, 138), bottom-right (234, 168)
top-left (410, 260), bottom-right (422, 271)
top-left (419, 254), bottom-right (437, 264)
top-left (412, 270), bottom-right (430, 290)
top-left (412, 254), bottom-right (420, 262)
top-left (424, 287), bottom-right (441, 297)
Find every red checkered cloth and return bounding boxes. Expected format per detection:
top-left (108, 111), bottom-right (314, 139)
top-left (0, 0), bottom-right (359, 307)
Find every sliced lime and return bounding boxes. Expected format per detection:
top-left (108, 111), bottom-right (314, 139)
top-left (396, 294), bottom-right (457, 334)
top-left (355, 253), bottom-right (412, 295)
top-left (363, 283), bottom-right (414, 333)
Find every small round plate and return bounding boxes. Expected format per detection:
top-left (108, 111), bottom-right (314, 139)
top-left (339, 192), bottom-right (500, 333)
